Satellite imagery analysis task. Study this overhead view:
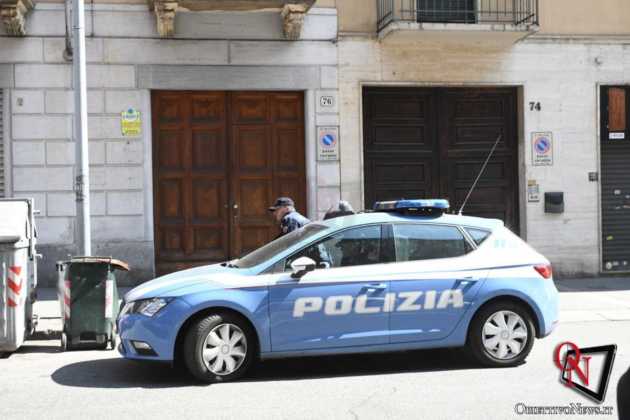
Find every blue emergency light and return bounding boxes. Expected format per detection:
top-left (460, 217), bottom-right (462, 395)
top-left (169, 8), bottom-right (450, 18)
top-left (373, 199), bottom-right (450, 215)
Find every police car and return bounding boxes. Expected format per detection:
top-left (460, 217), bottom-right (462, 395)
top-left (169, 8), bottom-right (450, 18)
top-left (118, 199), bottom-right (559, 382)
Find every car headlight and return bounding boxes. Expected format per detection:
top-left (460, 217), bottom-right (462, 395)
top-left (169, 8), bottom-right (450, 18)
top-left (124, 298), bottom-right (173, 317)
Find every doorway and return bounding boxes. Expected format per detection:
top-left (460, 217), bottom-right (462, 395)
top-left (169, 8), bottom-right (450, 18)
top-left (152, 91), bottom-right (306, 275)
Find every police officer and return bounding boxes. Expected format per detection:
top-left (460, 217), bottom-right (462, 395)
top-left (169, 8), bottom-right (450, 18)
top-left (323, 200), bottom-right (355, 220)
top-left (268, 197), bottom-right (310, 237)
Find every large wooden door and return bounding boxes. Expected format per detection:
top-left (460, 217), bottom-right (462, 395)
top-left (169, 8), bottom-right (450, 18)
top-left (363, 87), bottom-right (519, 231)
top-left (153, 91), bottom-right (305, 275)
top-left (363, 88), bottom-right (440, 203)
top-left (230, 92), bottom-right (306, 257)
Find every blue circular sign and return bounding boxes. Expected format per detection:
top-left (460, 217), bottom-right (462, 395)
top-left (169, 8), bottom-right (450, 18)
top-left (322, 134), bottom-right (335, 147)
top-left (535, 136), bottom-right (551, 154)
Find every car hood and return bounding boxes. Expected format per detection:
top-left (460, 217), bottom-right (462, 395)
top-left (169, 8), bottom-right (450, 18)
top-left (124, 263), bottom-right (254, 302)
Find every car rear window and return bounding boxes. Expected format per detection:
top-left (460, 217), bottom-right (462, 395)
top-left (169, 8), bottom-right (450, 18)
top-left (466, 228), bottom-right (492, 246)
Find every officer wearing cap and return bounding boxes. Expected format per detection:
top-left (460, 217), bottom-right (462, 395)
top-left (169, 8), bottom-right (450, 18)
top-left (268, 197), bottom-right (310, 237)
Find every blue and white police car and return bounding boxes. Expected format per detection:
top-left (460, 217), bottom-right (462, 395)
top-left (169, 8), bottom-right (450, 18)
top-left (118, 199), bottom-right (559, 382)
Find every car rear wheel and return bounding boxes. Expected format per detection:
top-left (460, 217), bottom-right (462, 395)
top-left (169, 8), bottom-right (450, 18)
top-left (183, 312), bottom-right (255, 383)
top-left (468, 301), bottom-right (535, 367)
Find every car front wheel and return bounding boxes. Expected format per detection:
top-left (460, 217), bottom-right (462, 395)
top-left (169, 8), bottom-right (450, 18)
top-left (468, 301), bottom-right (535, 367)
top-left (183, 312), bottom-right (255, 383)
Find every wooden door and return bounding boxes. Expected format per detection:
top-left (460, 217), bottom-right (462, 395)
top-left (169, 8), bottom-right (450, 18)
top-left (363, 87), bottom-right (440, 207)
top-left (363, 87), bottom-right (519, 231)
top-left (153, 91), bottom-right (305, 275)
top-left (440, 88), bottom-right (519, 231)
top-left (230, 92), bottom-right (306, 257)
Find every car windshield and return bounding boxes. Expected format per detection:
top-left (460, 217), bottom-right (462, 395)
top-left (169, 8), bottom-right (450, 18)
top-left (235, 223), bottom-right (329, 269)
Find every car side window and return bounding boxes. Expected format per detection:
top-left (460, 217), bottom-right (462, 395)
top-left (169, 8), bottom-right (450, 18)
top-left (285, 225), bottom-right (382, 271)
top-left (466, 228), bottom-right (491, 246)
top-left (393, 224), bottom-right (471, 262)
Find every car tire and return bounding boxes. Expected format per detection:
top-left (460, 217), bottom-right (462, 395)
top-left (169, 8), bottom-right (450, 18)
top-left (183, 312), bottom-right (255, 383)
top-left (61, 332), bottom-right (70, 351)
top-left (468, 301), bottom-right (535, 367)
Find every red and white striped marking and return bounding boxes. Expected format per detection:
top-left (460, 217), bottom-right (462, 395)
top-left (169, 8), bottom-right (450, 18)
top-left (7, 266), bottom-right (23, 308)
top-left (63, 280), bottom-right (71, 319)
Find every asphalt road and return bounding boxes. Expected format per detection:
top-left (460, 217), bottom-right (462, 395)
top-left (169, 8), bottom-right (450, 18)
top-left (1, 286), bottom-right (629, 420)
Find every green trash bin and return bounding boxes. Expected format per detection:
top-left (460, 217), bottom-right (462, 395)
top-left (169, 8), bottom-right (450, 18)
top-left (56, 257), bottom-right (129, 351)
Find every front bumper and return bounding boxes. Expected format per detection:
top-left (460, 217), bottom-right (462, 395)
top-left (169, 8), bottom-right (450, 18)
top-left (117, 297), bottom-right (191, 361)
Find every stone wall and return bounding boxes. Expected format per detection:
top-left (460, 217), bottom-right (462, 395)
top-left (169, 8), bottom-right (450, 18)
top-left (1, 3), bottom-right (339, 286)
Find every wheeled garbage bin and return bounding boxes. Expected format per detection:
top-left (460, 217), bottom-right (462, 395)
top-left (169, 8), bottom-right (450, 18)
top-left (0, 198), bottom-right (38, 356)
top-left (56, 257), bottom-right (129, 351)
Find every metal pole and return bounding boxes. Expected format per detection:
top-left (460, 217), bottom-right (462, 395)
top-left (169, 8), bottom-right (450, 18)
top-left (72, 0), bottom-right (91, 256)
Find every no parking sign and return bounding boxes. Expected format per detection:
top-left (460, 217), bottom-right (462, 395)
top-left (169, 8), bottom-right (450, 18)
top-left (532, 132), bottom-right (553, 166)
top-left (317, 127), bottom-right (339, 161)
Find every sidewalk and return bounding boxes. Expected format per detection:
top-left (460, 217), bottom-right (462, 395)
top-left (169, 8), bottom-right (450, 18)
top-left (31, 278), bottom-right (630, 335)
top-left (555, 277), bottom-right (630, 322)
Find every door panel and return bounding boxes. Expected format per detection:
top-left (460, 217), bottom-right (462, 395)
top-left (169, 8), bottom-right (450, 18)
top-left (230, 92), bottom-right (306, 258)
top-left (153, 91), bottom-right (305, 275)
top-left (269, 268), bottom-right (390, 351)
top-left (389, 268), bottom-right (486, 343)
top-left (363, 87), bottom-right (519, 231)
top-left (363, 88), bottom-right (439, 208)
top-left (388, 223), bottom-right (487, 343)
top-left (441, 88), bottom-right (519, 231)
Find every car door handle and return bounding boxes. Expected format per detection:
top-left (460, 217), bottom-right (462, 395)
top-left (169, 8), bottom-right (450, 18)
top-left (454, 277), bottom-right (478, 292)
top-left (361, 283), bottom-right (387, 294)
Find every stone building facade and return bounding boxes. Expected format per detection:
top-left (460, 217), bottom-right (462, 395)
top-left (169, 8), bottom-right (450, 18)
top-left (336, 0), bottom-right (630, 277)
top-left (2, 0), bottom-right (630, 284)
top-left (1, 0), bottom-right (340, 285)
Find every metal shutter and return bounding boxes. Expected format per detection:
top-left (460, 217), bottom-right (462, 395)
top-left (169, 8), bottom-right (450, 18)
top-left (0, 90), bottom-right (4, 198)
top-left (417, 0), bottom-right (475, 23)
top-left (601, 86), bottom-right (630, 272)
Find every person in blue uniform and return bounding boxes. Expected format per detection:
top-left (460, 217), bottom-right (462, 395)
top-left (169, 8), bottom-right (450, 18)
top-left (268, 197), bottom-right (310, 237)
top-left (323, 200), bottom-right (355, 220)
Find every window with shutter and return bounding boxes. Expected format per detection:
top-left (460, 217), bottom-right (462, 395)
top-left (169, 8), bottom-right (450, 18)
top-left (417, 0), bottom-right (475, 23)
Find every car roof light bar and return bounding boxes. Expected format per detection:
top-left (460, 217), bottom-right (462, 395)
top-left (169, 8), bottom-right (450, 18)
top-left (373, 199), bottom-right (450, 215)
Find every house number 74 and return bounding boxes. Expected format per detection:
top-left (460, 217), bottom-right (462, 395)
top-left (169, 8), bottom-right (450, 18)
top-left (529, 102), bottom-right (542, 111)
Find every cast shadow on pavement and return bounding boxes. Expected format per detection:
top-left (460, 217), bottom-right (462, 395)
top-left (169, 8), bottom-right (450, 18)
top-left (245, 348), bottom-right (483, 382)
top-left (51, 348), bottom-right (488, 389)
top-left (51, 357), bottom-right (193, 389)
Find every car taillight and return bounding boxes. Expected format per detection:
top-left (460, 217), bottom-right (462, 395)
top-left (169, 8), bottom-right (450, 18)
top-left (534, 264), bottom-right (553, 279)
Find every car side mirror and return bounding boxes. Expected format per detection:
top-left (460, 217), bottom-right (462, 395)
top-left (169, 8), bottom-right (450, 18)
top-left (290, 256), bottom-right (317, 279)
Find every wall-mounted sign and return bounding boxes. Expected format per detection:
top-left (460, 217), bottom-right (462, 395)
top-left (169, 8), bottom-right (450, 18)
top-left (609, 132), bottom-right (626, 140)
top-left (121, 108), bottom-right (142, 137)
top-left (317, 126), bottom-right (339, 161)
top-left (532, 132), bottom-right (553, 166)
top-left (527, 180), bottom-right (540, 202)
top-left (316, 91), bottom-right (339, 114)
top-left (319, 96), bottom-right (335, 108)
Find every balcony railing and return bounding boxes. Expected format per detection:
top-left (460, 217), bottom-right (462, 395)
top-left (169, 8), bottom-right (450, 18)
top-left (377, 0), bottom-right (539, 32)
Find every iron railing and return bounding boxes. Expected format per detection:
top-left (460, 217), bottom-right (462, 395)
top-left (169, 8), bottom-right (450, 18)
top-left (377, 0), bottom-right (539, 32)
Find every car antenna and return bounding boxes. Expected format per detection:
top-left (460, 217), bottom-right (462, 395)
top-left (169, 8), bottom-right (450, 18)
top-left (458, 134), bottom-right (503, 216)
